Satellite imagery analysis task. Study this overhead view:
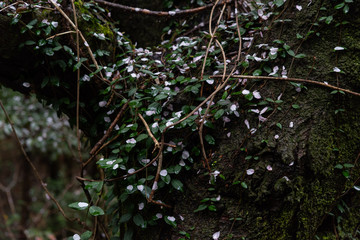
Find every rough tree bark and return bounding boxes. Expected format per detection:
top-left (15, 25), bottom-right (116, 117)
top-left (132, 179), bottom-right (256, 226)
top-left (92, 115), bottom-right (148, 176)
top-left (0, 0), bottom-right (360, 239)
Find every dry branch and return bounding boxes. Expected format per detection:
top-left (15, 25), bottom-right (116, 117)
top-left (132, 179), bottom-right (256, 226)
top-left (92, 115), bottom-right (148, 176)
top-left (94, 0), bottom-right (231, 17)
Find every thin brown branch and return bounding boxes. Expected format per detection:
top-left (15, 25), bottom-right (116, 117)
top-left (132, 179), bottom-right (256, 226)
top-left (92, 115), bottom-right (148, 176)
top-left (46, 30), bottom-right (76, 40)
top-left (71, 0), bottom-right (82, 165)
top-left (88, 102), bottom-right (129, 157)
top-left (210, 75), bottom-right (360, 97)
top-left (0, 164), bottom-right (19, 214)
top-left (94, 0), bottom-right (231, 17)
top-left (138, 113), bottom-right (159, 148)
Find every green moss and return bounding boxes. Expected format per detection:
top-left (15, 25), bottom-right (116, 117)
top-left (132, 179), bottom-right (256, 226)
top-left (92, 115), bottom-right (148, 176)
top-left (75, 0), bottom-right (114, 40)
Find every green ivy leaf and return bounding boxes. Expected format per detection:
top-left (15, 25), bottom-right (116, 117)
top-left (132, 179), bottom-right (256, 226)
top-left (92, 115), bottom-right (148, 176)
top-left (80, 231), bottom-right (92, 240)
top-left (68, 202), bottom-right (88, 210)
top-left (241, 182), bottom-right (248, 189)
top-left (295, 53), bottom-right (306, 58)
top-left (171, 179), bottom-right (184, 191)
top-left (164, 216), bottom-right (177, 227)
top-left (89, 206), bottom-right (105, 216)
top-left (276, 123), bottom-right (282, 129)
top-left (205, 134), bottom-right (215, 145)
top-left (174, 165), bottom-right (182, 174)
top-left (193, 204), bottom-right (208, 212)
top-left (334, 2), bottom-right (345, 9)
top-left (344, 163), bottom-right (354, 168)
top-left (292, 104), bottom-right (300, 109)
top-left (287, 50), bottom-right (295, 57)
top-left (325, 15), bottom-right (333, 24)
top-left (133, 214), bottom-right (146, 228)
top-left (85, 181), bottom-right (103, 193)
top-left (161, 174), bottom-right (171, 184)
top-left (214, 109), bottom-right (224, 120)
top-left (155, 93), bottom-right (168, 101)
top-left (334, 164), bottom-right (343, 169)
top-left (25, 40), bottom-right (36, 45)
top-left (252, 69), bottom-right (262, 76)
top-left (136, 134), bottom-right (148, 142)
top-left (119, 213), bottom-right (132, 223)
top-left (274, 0), bottom-right (285, 7)
top-left (342, 170), bottom-right (350, 178)
top-left (208, 205), bottom-right (216, 211)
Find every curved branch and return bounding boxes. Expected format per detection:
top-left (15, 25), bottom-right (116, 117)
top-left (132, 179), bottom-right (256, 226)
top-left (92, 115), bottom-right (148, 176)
top-left (94, 0), bottom-right (231, 17)
top-left (211, 75), bottom-right (360, 97)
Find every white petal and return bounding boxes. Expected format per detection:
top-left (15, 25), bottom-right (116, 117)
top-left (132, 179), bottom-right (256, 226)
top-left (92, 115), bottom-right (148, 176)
top-left (126, 138), bottom-right (136, 144)
top-left (160, 169), bottom-right (168, 176)
top-left (145, 110), bottom-right (156, 116)
top-left (98, 101), bottom-right (107, 107)
top-left (182, 150), bottom-right (190, 159)
top-left (266, 165), bottom-right (273, 171)
top-left (289, 122), bottom-right (294, 128)
top-left (141, 159), bottom-right (150, 164)
top-left (296, 5), bottom-right (302, 11)
top-left (230, 104), bottom-right (237, 111)
top-left (127, 65), bottom-right (133, 72)
top-left (78, 202), bottom-right (88, 208)
top-left (242, 89), bottom-right (250, 95)
top-left (212, 231), bottom-right (220, 240)
top-left (127, 185), bottom-right (134, 191)
top-left (73, 234), bottom-right (81, 240)
top-left (333, 67), bottom-right (341, 72)
top-left (260, 107), bottom-right (268, 115)
top-left (246, 169), bottom-right (255, 175)
top-left (137, 185), bottom-right (144, 191)
top-left (253, 91), bottom-right (261, 99)
top-left (152, 181), bottom-right (158, 190)
top-left (138, 202), bottom-right (144, 210)
top-left (334, 46), bottom-right (344, 51)
top-left (206, 79), bottom-right (214, 84)
top-left (244, 119), bottom-right (250, 129)
top-left (167, 216), bottom-right (176, 222)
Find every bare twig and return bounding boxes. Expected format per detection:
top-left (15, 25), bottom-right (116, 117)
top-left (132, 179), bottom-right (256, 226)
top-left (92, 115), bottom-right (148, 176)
top-left (0, 1), bottom-right (24, 13)
top-left (94, 0), bottom-right (231, 17)
top-left (0, 164), bottom-right (19, 214)
top-left (46, 30), bottom-right (76, 40)
top-left (138, 114), bottom-right (159, 148)
top-left (88, 102), bottom-right (129, 157)
top-left (70, 0), bottom-right (82, 164)
top-left (210, 75), bottom-right (360, 97)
